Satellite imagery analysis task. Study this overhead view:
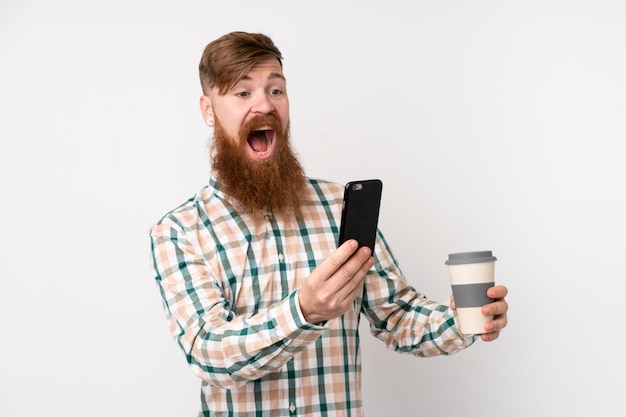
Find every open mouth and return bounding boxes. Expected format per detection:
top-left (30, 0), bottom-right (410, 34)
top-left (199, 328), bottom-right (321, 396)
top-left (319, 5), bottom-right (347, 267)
top-left (247, 127), bottom-right (276, 158)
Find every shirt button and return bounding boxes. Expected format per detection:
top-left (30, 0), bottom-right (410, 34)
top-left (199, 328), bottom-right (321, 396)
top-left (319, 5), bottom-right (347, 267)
top-left (289, 403), bottom-right (296, 413)
top-left (278, 253), bottom-right (284, 263)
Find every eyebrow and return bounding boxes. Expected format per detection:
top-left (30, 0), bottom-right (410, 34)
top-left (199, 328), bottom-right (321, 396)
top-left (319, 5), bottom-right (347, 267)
top-left (240, 72), bottom-right (286, 82)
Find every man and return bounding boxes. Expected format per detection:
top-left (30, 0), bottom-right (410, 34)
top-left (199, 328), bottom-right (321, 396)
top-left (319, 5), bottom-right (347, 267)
top-left (149, 31), bottom-right (509, 416)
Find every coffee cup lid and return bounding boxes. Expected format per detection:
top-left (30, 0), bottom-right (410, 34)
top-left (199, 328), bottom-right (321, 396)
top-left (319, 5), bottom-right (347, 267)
top-left (445, 250), bottom-right (497, 265)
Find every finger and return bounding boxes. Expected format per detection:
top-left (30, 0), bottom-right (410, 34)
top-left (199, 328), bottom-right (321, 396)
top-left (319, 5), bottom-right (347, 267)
top-left (335, 248), bottom-right (374, 295)
top-left (481, 329), bottom-right (501, 342)
top-left (482, 299), bottom-right (508, 316)
top-left (314, 239), bottom-right (360, 282)
top-left (487, 285), bottom-right (508, 300)
top-left (484, 314), bottom-right (507, 335)
top-left (342, 273), bottom-right (367, 304)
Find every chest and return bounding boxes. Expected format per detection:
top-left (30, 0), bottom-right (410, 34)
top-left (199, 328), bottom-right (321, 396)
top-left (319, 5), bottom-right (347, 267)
top-left (208, 214), bottom-right (339, 315)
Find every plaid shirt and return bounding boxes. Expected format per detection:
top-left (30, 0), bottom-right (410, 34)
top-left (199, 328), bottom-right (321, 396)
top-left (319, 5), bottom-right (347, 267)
top-left (149, 177), bottom-right (475, 416)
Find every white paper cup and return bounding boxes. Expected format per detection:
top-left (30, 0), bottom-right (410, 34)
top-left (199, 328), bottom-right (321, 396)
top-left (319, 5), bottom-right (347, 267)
top-left (446, 251), bottom-right (497, 335)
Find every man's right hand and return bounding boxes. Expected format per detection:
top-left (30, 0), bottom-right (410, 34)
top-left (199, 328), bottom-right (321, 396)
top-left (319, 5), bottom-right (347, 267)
top-left (298, 239), bottom-right (374, 324)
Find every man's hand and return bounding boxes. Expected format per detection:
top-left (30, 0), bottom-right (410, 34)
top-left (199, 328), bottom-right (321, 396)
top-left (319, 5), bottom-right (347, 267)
top-left (451, 285), bottom-right (509, 342)
top-left (298, 239), bottom-right (374, 324)
top-left (479, 285), bottom-right (509, 341)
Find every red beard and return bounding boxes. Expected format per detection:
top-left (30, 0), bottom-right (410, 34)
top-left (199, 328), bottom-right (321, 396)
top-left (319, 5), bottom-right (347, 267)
top-left (210, 114), bottom-right (307, 223)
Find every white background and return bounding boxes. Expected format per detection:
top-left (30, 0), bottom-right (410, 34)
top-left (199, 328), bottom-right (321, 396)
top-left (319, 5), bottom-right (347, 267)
top-left (2, 1), bottom-right (625, 416)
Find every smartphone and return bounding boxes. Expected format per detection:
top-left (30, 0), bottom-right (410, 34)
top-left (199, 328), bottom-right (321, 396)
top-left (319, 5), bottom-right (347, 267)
top-left (337, 179), bottom-right (383, 252)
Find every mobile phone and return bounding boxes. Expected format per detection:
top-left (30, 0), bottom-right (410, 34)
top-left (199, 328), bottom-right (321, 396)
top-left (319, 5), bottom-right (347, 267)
top-left (337, 179), bottom-right (383, 252)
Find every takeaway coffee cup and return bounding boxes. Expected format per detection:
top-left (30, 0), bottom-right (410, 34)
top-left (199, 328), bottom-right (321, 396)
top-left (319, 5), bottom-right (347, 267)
top-left (445, 251), bottom-right (497, 335)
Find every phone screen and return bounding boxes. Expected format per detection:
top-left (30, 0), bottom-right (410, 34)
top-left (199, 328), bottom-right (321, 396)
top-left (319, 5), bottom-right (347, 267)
top-left (337, 179), bottom-right (383, 252)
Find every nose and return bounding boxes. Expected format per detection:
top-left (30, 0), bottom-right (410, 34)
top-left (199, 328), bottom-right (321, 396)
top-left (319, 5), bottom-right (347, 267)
top-left (251, 93), bottom-right (275, 114)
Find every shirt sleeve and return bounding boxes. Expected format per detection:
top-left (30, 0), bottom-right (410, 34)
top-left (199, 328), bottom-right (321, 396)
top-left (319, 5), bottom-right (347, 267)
top-left (149, 219), bottom-right (326, 389)
top-left (361, 231), bottom-right (478, 356)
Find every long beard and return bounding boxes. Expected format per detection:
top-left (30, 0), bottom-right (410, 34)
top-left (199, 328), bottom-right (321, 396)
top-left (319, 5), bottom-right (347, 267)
top-left (210, 114), bottom-right (307, 224)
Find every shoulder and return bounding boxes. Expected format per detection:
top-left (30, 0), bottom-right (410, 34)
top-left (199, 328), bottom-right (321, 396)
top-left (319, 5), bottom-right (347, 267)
top-left (149, 185), bottom-right (216, 234)
top-left (306, 178), bottom-right (345, 203)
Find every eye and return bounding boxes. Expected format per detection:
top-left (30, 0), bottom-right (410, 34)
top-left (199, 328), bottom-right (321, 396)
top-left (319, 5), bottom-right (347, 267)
top-left (235, 91), bottom-right (250, 98)
top-left (269, 89), bottom-right (283, 96)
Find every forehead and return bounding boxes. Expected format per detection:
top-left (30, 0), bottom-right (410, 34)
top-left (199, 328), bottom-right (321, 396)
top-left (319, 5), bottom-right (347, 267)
top-left (239, 58), bottom-right (285, 83)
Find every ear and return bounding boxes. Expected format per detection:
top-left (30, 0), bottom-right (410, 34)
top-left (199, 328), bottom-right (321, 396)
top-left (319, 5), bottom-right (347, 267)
top-left (199, 95), bottom-right (214, 126)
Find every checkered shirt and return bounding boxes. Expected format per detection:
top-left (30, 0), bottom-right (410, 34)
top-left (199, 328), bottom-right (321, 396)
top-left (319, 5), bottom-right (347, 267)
top-left (149, 177), bottom-right (475, 416)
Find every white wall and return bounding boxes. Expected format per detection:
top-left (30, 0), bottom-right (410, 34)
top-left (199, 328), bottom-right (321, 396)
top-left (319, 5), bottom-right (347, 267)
top-left (2, 1), bottom-right (625, 416)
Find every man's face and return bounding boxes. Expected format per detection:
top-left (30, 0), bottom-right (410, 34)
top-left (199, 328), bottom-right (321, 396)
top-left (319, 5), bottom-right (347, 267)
top-left (200, 57), bottom-right (306, 222)
top-left (201, 58), bottom-right (290, 162)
